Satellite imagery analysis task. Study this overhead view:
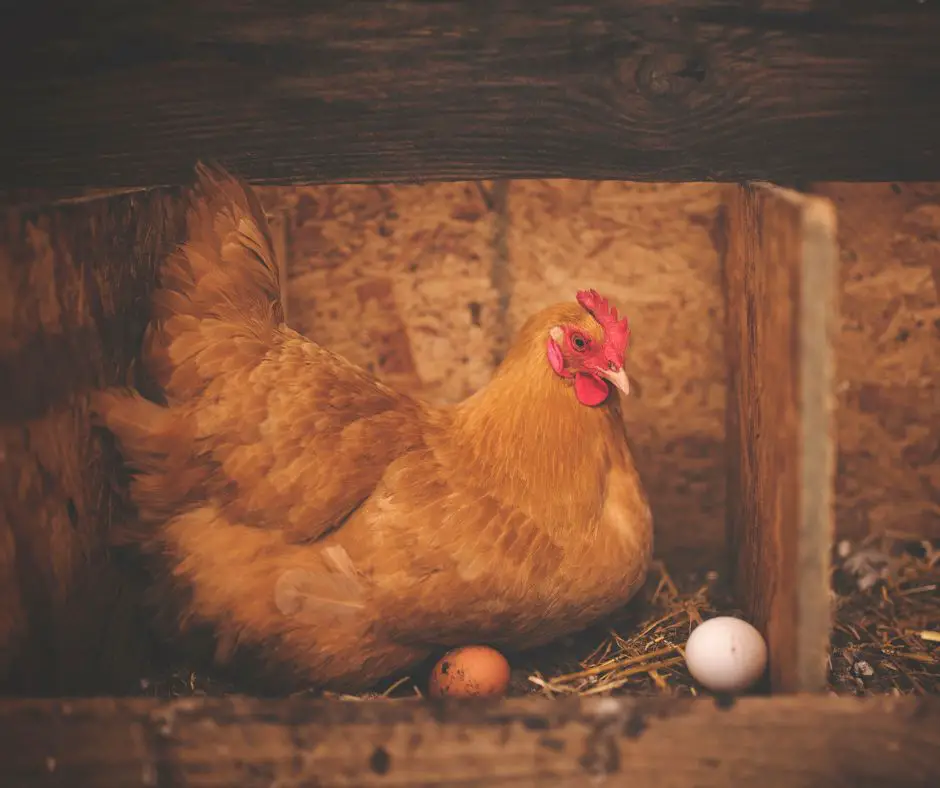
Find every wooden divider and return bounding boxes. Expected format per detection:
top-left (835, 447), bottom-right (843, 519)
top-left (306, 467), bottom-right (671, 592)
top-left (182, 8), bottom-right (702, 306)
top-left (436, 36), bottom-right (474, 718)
top-left (724, 182), bottom-right (838, 693)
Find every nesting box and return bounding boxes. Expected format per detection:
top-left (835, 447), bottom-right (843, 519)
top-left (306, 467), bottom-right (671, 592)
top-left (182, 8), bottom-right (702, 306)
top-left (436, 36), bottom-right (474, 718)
top-left (1, 3), bottom-right (939, 785)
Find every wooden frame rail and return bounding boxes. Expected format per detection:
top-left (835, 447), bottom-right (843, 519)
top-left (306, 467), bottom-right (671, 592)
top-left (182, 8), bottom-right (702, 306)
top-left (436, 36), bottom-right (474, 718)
top-left (1, 695), bottom-right (938, 786)
top-left (3, 1), bottom-right (940, 190)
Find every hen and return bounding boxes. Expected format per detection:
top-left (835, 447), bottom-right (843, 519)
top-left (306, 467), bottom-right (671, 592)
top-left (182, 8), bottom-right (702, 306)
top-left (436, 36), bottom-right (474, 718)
top-left (93, 165), bottom-right (653, 691)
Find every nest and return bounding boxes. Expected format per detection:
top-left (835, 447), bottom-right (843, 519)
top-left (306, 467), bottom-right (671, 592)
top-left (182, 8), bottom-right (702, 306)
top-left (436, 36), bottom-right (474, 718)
top-left (138, 537), bottom-right (939, 701)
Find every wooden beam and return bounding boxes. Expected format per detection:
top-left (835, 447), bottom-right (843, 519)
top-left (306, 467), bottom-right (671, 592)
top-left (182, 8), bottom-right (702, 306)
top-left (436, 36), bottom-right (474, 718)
top-left (3, 1), bottom-right (940, 190)
top-left (724, 183), bottom-right (838, 694)
top-left (1, 695), bottom-right (937, 787)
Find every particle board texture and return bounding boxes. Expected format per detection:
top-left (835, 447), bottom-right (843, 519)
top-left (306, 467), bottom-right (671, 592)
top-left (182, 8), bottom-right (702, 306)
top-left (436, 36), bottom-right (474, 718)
top-left (1, 695), bottom-right (938, 787)
top-left (258, 182), bottom-right (502, 403)
top-left (724, 182), bottom-right (838, 694)
top-left (266, 178), bottom-right (940, 564)
top-left (259, 181), bottom-right (729, 567)
top-left (4, 2), bottom-right (940, 188)
top-left (0, 188), bottom-right (187, 694)
top-left (811, 183), bottom-right (940, 545)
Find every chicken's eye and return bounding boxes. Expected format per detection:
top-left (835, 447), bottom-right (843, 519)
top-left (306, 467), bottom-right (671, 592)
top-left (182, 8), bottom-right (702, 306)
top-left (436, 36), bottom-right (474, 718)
top-left (570, 333), bottom-right (588, 352)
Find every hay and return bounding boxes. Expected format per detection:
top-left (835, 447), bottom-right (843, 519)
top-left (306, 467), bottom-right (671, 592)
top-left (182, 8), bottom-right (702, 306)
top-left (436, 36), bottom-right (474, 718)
top-left (522, 562), bottom-right (731, 698)
top-left (136, 539), bottom-right (938, 701)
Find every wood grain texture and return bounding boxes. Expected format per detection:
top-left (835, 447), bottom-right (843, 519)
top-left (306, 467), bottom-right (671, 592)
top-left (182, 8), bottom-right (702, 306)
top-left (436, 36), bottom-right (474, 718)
top-left (811, 183), bottom-right (940, 544)
top-left (1, 695), bottom-right (937, 787)
top-left (724, 183), bottom-right (838, 693)
top-left (0, 188), bottom-right (187, 693)
top-left (3, 1), bottom-right (940, 189)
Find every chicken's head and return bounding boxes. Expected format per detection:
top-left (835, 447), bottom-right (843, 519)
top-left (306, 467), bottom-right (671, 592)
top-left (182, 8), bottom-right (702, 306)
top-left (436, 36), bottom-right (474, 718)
top-left (545, 289), bottom-right (632, 407)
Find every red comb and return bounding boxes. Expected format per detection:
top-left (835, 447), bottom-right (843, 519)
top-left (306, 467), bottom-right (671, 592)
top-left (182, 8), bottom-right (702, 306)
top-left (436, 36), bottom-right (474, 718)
top-left (576, 289), bottom-right (631, 363)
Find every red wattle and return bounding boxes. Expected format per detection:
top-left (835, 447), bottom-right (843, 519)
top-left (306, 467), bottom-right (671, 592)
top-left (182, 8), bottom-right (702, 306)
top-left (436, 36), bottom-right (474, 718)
top-left (574, 373), bottom-right (610, 407)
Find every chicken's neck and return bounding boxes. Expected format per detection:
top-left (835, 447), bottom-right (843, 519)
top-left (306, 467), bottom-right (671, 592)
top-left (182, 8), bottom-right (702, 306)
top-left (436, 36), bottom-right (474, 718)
top-left (450, 351), bottom-right (628, 531)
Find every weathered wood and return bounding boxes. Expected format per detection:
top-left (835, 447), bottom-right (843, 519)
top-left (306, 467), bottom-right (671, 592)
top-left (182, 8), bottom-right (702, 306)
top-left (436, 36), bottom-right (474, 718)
top-left (0, 187), bottom-right (187, 693)
top-left (0, 695), bottom-right (936, 787)
top-left (724, 183), bottom-right (838, 694)
top-left (3, 1), bottom-right (940, 190)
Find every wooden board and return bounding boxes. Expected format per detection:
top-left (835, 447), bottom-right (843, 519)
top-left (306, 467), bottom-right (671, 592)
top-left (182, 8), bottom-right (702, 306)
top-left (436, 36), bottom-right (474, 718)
top-left (724, 183), bottom-right (838, 693)
top-left (0, 187), bottom-right (187, 693)
top-left (3, 2), bottom-right (940, 190)
top-left (0, 695), bottom-right (936, 787)
top-left (810, 183), bottom-right (940, 544)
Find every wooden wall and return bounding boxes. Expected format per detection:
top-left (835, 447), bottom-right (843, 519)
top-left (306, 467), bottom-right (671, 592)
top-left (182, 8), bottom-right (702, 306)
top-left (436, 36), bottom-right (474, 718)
top-left (0, 189), bottom-right (187, 693)
top-left (812, 183), bottom-right (940, 545)
top-left (260, 180), bottom-right (940, 564)
top-left (1, 179), bottom-right (935, 694)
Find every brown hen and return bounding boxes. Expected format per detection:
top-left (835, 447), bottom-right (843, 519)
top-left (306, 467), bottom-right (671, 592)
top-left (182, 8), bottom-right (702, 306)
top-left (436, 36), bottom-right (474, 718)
top-left (93, 164), bottom-right (653, 691)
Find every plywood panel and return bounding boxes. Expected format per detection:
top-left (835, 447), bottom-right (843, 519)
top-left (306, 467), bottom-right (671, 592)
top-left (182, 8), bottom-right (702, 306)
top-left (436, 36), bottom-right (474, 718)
top-left (272, 180), bottom-right (729, 565)
top-left (812, 183), bottom-right (940, 543)
top-left (271, 177), bottom-right (939, 565)
top-left (259, 183), bottom-right (500, 405)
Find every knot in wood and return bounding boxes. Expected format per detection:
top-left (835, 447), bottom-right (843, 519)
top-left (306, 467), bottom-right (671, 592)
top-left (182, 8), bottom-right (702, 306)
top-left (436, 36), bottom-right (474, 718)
top-left (635, 51), bottom-right (707, 102)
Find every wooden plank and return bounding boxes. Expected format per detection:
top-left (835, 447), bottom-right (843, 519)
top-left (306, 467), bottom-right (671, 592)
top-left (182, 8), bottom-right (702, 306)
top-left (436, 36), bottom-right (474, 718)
top-left (809, 182), bottom-right (940, 545)
top-left (724, 183), bottom-right (838, 694)
top-left (0, 187), bottom-right (187, 693)
top-left (0, 695), bottom-right (936, 787)
top-left (2, 1), bottom-right (940, 189)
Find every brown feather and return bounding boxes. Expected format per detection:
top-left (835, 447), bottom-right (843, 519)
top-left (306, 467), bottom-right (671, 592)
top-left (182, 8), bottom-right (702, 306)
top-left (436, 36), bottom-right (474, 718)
top-left (91, 163), bottom-right (654, 691)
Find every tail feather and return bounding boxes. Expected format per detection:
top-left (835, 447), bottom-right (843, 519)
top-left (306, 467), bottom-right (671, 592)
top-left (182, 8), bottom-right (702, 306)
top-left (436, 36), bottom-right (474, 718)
top-left (143, 162), bottom-right (284, 396)
top-left (93, 163), bottom-right (286, 537)
top-left (185, 161), bottom-right (281, 320)
top-left (91, 389), bottom-right (210, 539)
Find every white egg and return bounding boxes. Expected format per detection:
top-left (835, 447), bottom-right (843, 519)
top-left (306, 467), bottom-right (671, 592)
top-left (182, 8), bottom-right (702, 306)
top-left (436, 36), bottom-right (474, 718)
top-left (684, 616), bottom-right (768, 694)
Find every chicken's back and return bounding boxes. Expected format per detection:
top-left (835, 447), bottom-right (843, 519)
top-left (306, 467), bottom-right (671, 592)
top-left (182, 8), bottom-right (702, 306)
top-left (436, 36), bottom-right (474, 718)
top-left (91, 165), bottom-right (652, 692)
top-left (94, 163), bottom-right (428, 548)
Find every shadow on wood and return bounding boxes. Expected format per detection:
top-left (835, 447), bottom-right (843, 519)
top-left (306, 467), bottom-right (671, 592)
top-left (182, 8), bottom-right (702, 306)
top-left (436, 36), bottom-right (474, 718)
top-left (724, 182), bottom-right (838, 693)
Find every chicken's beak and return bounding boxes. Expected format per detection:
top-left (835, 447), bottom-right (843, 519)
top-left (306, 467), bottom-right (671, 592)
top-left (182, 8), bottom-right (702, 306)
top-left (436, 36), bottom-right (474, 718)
top-left (600, 367), bottom-right (631, 397)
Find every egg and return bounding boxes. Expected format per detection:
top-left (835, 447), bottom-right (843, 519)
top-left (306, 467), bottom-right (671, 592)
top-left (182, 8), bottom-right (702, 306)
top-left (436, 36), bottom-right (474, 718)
top-left (683, 616), bottom-right (768, 694)
top-left (428, 645), bottom-right (511, 698)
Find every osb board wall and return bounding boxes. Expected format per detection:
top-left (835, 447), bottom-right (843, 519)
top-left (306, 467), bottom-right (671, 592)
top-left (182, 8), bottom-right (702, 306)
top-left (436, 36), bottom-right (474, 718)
top-left (258, 182), bottom-right (729, 566)
top-left (260, 180), bottom-right (940, 560)
top-left (812, 183), bottom-right (940, 543)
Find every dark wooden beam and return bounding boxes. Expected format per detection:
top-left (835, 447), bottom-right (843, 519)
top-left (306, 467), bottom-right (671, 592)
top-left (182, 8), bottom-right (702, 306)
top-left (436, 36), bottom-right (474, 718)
top-left (3, 1), bottom-right (940, 190)
top-left (724, 182), bottom-right (838, 693)
top-left (1, 695), bottom-right (938, 786)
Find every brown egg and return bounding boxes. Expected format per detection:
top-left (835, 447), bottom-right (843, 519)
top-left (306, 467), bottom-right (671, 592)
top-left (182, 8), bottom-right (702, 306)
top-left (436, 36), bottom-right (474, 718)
top-left (427, 646), bottom-right (511, 698)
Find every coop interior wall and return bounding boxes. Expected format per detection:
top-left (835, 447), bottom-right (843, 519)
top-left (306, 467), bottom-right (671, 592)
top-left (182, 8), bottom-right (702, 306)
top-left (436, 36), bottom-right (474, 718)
top-left (812, 184), bottom-right (939, 543)
top-left (258, 180), bottom-right (940, 565)
top-left (257, 181), bottom-right (727, 567)
top-left (1, 178), bottom-right (936, 695)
